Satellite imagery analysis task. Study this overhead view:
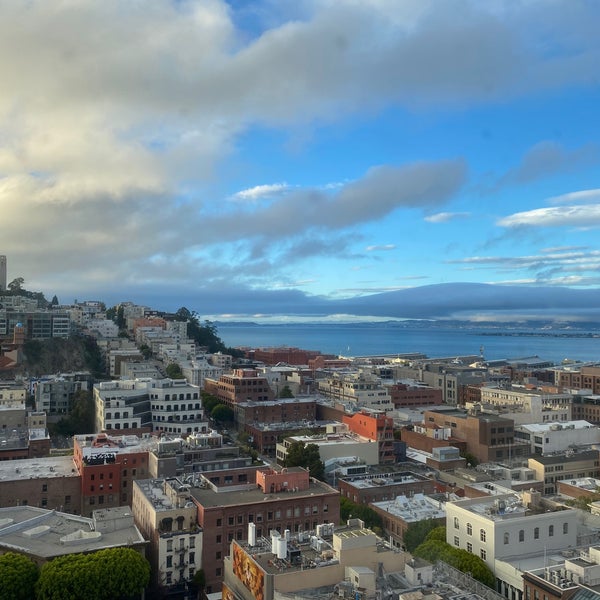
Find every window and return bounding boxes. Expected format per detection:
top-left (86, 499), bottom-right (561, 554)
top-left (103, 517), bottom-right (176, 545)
top-left (504, 532), bottom-right (509, 544)
top-left (480, 549), bottom-right (487, 560)
top-left (549, 525), bottom-right (554, 537)
top-left (42, 484), bottom-right (48, 492)
top-left (466, 522), bottom-right (472, 536)
top-left (534, 527), bottom-right (539, 539)
top-left (467, 542), bottom-right (473, 553)
top-left (167, 556), bottom-right (172, 568)
top-left (563, 523), bottom-right (568, 534)
top-left (216, 568), bottom-right (222, 577)
top-left (480, 529), bottom-right (486, 542)
top-left (519, 529), bottom-right (524, 542)
top-left (41, 498), bottom-right (47, 507)
top-left (216, 518), bottom-right (222, 527)
top-left (454, 517), bottom-right (460, 529)
top-left (228, 516), bottom-right (234, 525)
top-left (216, 535), bottom-right (221, 543)
top-left (190, 537), bottom-right (195, 549)
top-left (454, 536), bottom-right (460, 547)
top-left (216, 551), bottom-right (222, 560)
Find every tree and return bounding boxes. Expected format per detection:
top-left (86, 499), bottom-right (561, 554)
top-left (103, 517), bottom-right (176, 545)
top-left (166, 363), bottom-right (183, 379)
top-left (413, 532), bottom-right (495, 589)
top-left (201, 392), bottom-right (220, 414)
top-left (279, 385), bottom-right (294, 398)
top-left (403, 519), bottom-right (442, 552)
top-left (138, 344), bottom-right (152, 360)
top-left (211, 404), bottom-right (234, 424)
top-left (190, 568), bottom-right (206, 599)
top-left (36, 547), bottom-right (150, 600)
top-left (339, 497), bottom-right (383, 532)
top-left (7, 277), bottom-right (24, 292)
top-left (0, 552), bottom-right (39, 600)
top-left (52, 390), bottom-right (96, 438)
top-left (284, 441), bottom-right (325, 481)
top-left (51, 295), bottom-right (59, 306)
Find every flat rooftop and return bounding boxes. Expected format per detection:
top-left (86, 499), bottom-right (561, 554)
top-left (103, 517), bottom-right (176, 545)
top-left (371, 493), bottom-right (446, 522)
top-left (76, 433), bottom-right (159, 459)
top-left (0, 455), bottom-right (78, 482)
top-left (0, 506), bottom-right (146, 558)
top-left (190, 479), bottom-right (337, 508)
top-left (341, 472), bottom-right (428, 489)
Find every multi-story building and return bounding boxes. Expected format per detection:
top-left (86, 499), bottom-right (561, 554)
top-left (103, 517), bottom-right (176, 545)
top-left (554, 365), bottom-right (600, 395)
top-left (190, 466), bottom-right (340, 592)
top-left (337, 471), bottom-right (435, 505)
top-left (414, 409), bottom-right (529, 463)
top-left (33, 371), bottom-right (93, 415)
top-left (73, 432), bottom-right (157, 516)
top-left (387, 381), bottom-right (443, 407)
top-left (94, 377), bottom-right (206, 435)
top-left (203, 369), bottom-right (275, 408)
top-left (223, 520), bottom-right (404, 600)
top-left (371, 492), bottom-right (446, 548)
top-left (234, 397), bottom-right (316, 430)
top-left (180, 354), bottom-right (223, 388)
top-left (276, 428), bottom-right (380, 467)
top-left (316, 371), bottom-right (393, 411)
top-left (528, 450), bottom-right (600, 495)
top-left (132, 477), bottom-right (202, 597)
top-left (478, 386), bottom-right (573, 425)
top-left (342, 410), bottom-right (395, 464)
top-left (446, 490), bottom-right (579, 599)
top-left (0, 307), bottom-right (71, 340)
top-left (0, 455), bottom-right (81, 513)
top-left (0, 505), bottom-right (147, 566)
top-left (514, 421), bottom-right (600, 455)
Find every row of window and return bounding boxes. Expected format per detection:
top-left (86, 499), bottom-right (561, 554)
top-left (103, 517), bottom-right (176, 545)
top-left (454, 517), bottom-right (568, 541)
top-left (215, 504), bottom-right (327, 527)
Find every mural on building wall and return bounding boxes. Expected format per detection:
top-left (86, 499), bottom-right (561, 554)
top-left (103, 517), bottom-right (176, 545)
top-left (232, 542), bottom-right (265, 600)
top-left (222, 584), bottom-right (236, 600)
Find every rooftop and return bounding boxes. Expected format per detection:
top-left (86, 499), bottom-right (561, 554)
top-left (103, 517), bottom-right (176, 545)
top-left (76, 432), bottom-right (159, 460)
top-left (190, 477), bottom-right (337, 508)
top-left (371, 493), bottom-right (446, 522)
top-left (340, 471), bottom-right (429, 489)
top-left (0, 506), bottom-right (146, 559)
top-left (0, 455), bottom-right (77, 482)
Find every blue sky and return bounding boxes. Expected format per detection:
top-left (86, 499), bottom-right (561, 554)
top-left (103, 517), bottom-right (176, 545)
top-left (1, 0), bottom-right (600, 320)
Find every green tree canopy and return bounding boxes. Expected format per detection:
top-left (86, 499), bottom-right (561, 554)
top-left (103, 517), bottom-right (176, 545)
top-left (201, 392), bottom-right (220, 414)
top-left (403, 519), bottom-right (442, 552)
top-left (413, 530), bottom-right (495, 589)
top-left (339, 497), bottom-right (383, 533)
top-left (279, 385), bottom-right (294, 398)
top-left (284, 441), bottom-right (325, 481)
top-left (36, 547), bottom-right (150, 600)
top-left (0, 552), bottom-right (39, 600)
top-left (174, 307), bottom-right (243, 356)
top-left (166, 362), bottom-right (183, 379)
top-left (211, 403), bottom-right (234, 423)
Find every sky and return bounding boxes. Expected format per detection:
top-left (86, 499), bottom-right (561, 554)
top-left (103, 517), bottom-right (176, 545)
top-left (1, 0), bottom-right (600, 321)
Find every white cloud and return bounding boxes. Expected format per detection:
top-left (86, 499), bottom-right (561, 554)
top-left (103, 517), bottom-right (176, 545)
top-left (498, 205), bottom-right (600, 228)
top-left (548, 189), bottom-right (600, 205)
top-left (366, 244), bottom-right (396, 251)
top-left (424, 211), bottom-right (470, 223)
top-left (232, 183), bottom-right (290, 201)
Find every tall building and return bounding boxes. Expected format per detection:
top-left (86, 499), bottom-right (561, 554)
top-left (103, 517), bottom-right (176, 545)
top-left (0, 255), bottom-right (6, 291)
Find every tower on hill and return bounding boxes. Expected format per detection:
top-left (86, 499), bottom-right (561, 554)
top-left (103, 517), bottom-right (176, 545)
top-left (0, 255), bottom-right (6, 291)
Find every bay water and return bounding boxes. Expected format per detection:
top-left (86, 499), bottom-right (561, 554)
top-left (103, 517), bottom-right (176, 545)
top-left (217, 322), bottom-right (600, 365)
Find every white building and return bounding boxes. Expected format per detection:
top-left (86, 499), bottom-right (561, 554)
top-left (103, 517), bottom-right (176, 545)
top-left (180, 355), bottom-right (223, 388)
top-left (94, 378), bottom-right (208, 435)
top-left (317, 371), bottom-right (393, 411)
top-left (276, 429), bottom-right (380, 466)
top-left (515, 420), bottom-right (600, 455)
top-left (132, 477), bottom-right (202, 595)
top-left (478, 386), bottom-right (572, 425)
top-left (446, 490), bottom-right (578, 599)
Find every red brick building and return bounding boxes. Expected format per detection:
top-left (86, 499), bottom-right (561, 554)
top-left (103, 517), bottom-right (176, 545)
top-left (73, 432), bottom-right (153, 516)
top-left (388, 382), bottom-right (442, 407)
top-left (204, 369), bottom-right (275, 408)
top-left (338, 471), bottom-right (434, 505)
top-left (342, 411), bottom-right (395, 464)
top-left (190, 466), bottom-right (340, 593)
